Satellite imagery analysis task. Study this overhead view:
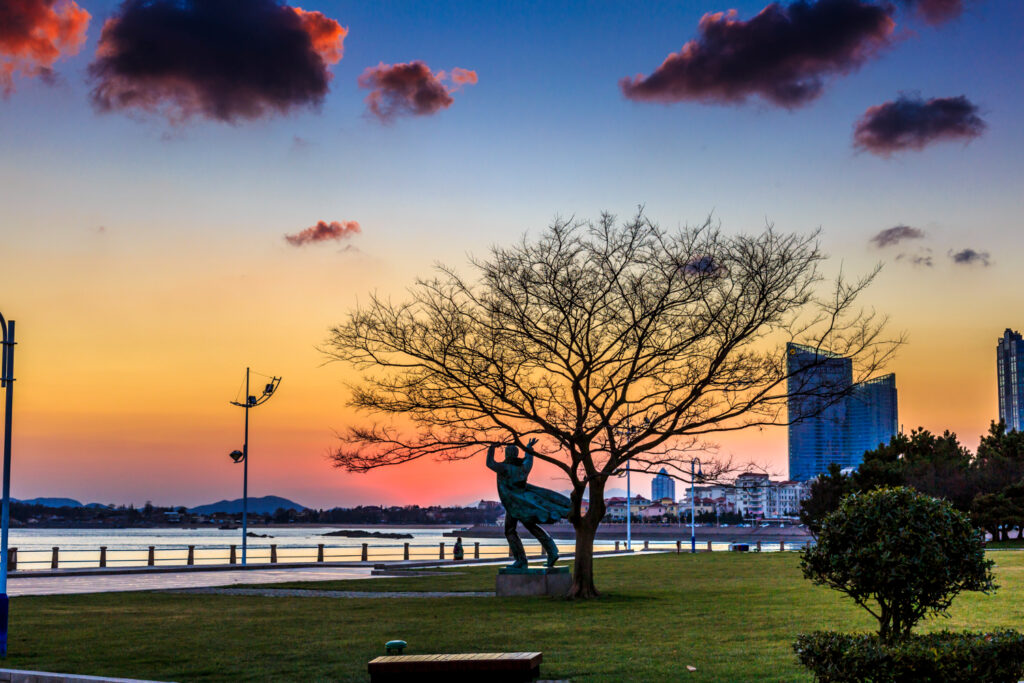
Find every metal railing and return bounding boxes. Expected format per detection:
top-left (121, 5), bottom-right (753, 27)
top-left (4, 538), bottom-right (813, 571)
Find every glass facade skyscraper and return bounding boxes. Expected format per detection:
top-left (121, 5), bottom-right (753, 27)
top-left (997, 329), bottom-right (1024, 432)
top-left (651, 468), bottom-right (675, 501)
top-left (787, 343), bottom-right (898, 481)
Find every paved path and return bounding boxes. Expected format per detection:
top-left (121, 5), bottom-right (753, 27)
top-left (174, 587), bottom-right (492, 599)
top-left (7, 566), bottom-right (378, 597)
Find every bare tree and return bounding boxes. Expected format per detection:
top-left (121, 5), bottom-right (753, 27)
top-left (323, 211), bottom-right (900, 598)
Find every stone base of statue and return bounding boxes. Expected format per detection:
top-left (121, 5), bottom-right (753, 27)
top-left (496, 566), bottom-right (572, 597)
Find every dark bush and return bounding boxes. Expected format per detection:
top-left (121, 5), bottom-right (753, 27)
top-left (794, 630), bottom-right (1024, 683)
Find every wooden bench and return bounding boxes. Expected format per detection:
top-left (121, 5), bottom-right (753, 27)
top-left (368, 652), bottom-right (542, 682)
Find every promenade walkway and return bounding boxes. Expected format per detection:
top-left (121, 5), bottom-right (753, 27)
top-left (7, 565), bottom-right (378, 597)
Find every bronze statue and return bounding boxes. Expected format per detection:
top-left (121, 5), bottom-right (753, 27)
top-left (487, 439), bottom-right (571, 569)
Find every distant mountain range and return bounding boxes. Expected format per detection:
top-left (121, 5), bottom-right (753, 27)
top-left (11, 495), bottom-right (307, 514)
top-left (12, 497), bottom-right (111, 508)
top-left (189, 496), bottom-right (306, 515)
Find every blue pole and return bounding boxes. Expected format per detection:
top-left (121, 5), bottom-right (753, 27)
top-left (241, 368), bottom-right (249, 566)
top-left (626, 460), bottom-right (631, 551)
top-left (0, 318), bottom-right (16, 656)
top-left (690, 460), bottom-right (696, 554)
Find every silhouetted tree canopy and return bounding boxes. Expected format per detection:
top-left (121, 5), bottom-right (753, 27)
top-left (325, 210), bottom-right (898, 597)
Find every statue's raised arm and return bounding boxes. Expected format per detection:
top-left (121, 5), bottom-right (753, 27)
top-left (485, 443), bottom-right (500, 473)
top-left (520, 438), bottom-right (537, 474)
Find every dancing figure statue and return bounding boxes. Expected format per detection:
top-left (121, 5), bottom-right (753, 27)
top-left (487, 439), bottom-right (571, 569)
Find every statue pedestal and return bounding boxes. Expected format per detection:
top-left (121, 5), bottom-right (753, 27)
top-left (496, 566), bottom-right (572, 597)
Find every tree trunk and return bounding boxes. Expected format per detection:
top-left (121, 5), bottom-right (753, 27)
top-left (568, 478), bottom-right (605, 599)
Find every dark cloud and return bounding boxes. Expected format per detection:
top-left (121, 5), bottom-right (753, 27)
top-left (89, 0), bottom-right (347, 123)
top-left (949, 248), bottom-right (990, 267)
top-left (853, 95), bottom-right (986, 156)
top-left (681, 255), bottom-right (724, 276)
top-left (619, 0), bottom-right (894, 108)
top-left (897, 0), bottom-right (967, 25)
top-left (0, 0), bottom-right (90, 95)
top-left (285, 220), bottom-right (361, 246)
top-left (871, 225), bottom-right (925, 248)
top-left (358, 62), bottom-right (477, 122)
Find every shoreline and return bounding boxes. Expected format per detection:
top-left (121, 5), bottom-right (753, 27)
top-left (444, 522), bottom-right (814, 543)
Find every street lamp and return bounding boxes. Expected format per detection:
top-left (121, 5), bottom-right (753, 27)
top-left (0, 312), bottom-right (16, 656)
top-left (690, 458), bottom-right (703, 554)
top-left (229, 367), bottom-right (281, 565)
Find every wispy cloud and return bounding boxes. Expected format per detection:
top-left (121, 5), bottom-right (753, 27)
top-left (896, 0), bottom-right (968, 25)
top-left (870, 225), bottom-right (925, 248)
top-left (894, 251), bottom-right (933, 267)
top-left (619, 0), bottom-right (894, 108)
top-left (89, 0), bottom-right (347, 123)
top-left (854, 95), bottom-right (986, 157)
top-left (285, 220), bottom-right (361, 247)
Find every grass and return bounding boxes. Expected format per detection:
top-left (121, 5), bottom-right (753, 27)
top-left (5, 551), bottom-right (1024, 682)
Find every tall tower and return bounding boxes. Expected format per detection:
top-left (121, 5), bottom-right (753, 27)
top-left (651, 468), bottom-right (675, 501)
top-left (998, 329), bottom-right (1024, 432)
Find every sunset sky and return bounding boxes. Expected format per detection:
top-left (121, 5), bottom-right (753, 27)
top-left (2, 0), bottom-right (1023, 508)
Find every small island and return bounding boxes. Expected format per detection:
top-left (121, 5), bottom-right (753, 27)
top-left (321, 530), bottom-right (414, 539)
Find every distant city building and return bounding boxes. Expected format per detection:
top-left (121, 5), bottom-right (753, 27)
top-left (684, 477), bottom-right (810, 519)
top-left (998, 329), bottom-right (1024, 432)
top-left (735, 472), bottom-right (770, 517)
top-left (651, 468), bottom-right (675, 501)
top-left (787, 342), bottom-right (898, 481)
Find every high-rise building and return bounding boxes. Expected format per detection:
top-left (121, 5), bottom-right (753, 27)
top-left (998, 329), bottom-right (1024, 432)
top-left (651, 467), bottom-right (675, 501)
top-left (787, 343), bottom-right (898, 481)
top-left (847, 374), bottom-right (898, 460)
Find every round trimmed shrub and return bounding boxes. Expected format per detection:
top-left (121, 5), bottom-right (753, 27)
top-left (800, 486), bottom-right (994, 644)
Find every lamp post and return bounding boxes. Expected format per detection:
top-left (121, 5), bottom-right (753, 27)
top-left (690, 458), bottom-right (703, 554)
top-left (229, 367), bottom-right (280, 565)
top-left (0, 312), bottom-right (16, 656)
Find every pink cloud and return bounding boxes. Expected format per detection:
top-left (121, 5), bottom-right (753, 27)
top-left (285, 220), bottom-right (361, 246)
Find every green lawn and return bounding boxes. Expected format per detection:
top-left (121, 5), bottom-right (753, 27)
top-left (5, 552), bottom-right (1024, 682)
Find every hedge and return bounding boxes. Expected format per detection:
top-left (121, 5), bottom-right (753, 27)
top-left (793, 630), bottom-right (1024, 683)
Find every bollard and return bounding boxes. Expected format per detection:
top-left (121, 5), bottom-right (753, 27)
top-left (615, 541), bottom-right (620, 552)
top-left (643, 540), bottom-right (649, 551)
top-left (8, 548), bottom-right (16, 572)
top-left (148, 546), bottom-right (155, 566)
top-left (780, 540), bottom-right (785, 552)
top-left (270, 544), bottom-right (277, 564)
top-left (99, 546), bottom-right (107, 568)
top-left (51, 547), bottom-right (59, 570)
top-left (317, 544), bottom-right (324, 563)
top-left (756, 541), bottom-right (761, 553)
top-left (361, 543), bottom-right (368, 562)
top-left (706, 540), bottom-right (712, 552)
top-left (439, 542), bottom-right (445, 560)
top-left (474, 542), bottom-right (480, 559)
top-left (403, 542), bottom-right (410, 561)
top-left (229, 545), bottom-right (237, 565)
top-left (676, 540), bottom-right (681, 553)
top-left (187, 545), bottom-right (195, 565)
